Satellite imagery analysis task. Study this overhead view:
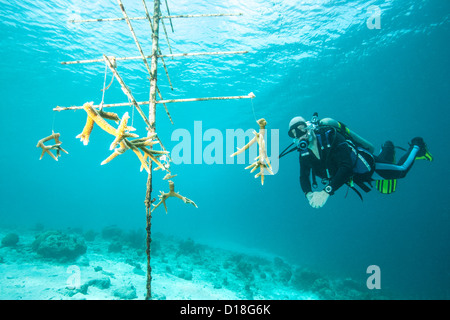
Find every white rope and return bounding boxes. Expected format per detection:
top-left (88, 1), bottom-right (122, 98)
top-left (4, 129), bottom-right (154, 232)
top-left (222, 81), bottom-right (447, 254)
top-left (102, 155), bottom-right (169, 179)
top-left (100, 63), bottom-right (108, 110)
top-left (131, 95), bottom-right (135, 127)
top-left (51, 109), bottom-right (57, 133)
top-left (251, 96), bottom-right (257, 122)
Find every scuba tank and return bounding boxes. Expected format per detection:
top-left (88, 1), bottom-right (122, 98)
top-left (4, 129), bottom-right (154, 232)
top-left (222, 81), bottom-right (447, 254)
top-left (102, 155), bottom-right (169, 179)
top-left (319, 117), bottom-right (375, 154)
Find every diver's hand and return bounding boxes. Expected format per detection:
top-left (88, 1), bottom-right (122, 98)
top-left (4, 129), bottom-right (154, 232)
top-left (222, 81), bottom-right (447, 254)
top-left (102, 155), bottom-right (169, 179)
top-left (308, 190), bottom-right (329, 208)
top-left (306, 192), bottom-right (313, 202)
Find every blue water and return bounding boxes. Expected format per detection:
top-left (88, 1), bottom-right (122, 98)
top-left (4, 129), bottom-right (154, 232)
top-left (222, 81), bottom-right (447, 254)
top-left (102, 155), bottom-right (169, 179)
top-left (0, 0), bottom-right (449, 299)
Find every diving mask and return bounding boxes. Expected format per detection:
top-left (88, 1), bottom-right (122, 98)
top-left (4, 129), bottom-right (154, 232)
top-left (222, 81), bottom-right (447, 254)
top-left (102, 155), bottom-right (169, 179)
top-left (291, 121), bottom-right (313, 138)
top-left (293, 121), bottom-right (315, 150)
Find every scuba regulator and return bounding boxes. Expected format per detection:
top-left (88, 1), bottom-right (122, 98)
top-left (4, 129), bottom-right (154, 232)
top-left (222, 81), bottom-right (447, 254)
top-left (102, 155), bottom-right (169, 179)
top-left (296, 139), bottom-right (309, 151)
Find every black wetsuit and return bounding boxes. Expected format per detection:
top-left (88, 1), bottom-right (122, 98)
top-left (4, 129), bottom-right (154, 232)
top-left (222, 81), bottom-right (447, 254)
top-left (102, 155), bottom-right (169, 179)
top-left (299, 129), bottom-right (354, 196)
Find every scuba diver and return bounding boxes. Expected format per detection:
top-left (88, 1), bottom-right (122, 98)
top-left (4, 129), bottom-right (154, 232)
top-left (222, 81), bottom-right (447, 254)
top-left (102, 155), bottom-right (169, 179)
top-left (279, 113), bottom-right (433, 208)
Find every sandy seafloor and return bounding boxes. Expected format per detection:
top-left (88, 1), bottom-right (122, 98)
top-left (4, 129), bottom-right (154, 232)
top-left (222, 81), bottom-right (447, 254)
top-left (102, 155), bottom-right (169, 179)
top-left (0, 226), bottom-right (389, 300)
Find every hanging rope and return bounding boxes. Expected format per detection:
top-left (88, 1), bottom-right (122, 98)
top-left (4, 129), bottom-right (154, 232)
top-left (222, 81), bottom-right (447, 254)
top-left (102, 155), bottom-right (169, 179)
top-left (250, 95), bottom-right (257, 122)
top-left (129, 95), bottom-right (135, 127)
top-left (51, 109), bottom-right (57, 133)
top-left (104, 75), bottom-right (114, 92)
top-left (100, 62), bottom-right (115, 110)
top-left (100, 63), bottom-right (108, 109)
top-left (100, 59), bottom-right (137, 129)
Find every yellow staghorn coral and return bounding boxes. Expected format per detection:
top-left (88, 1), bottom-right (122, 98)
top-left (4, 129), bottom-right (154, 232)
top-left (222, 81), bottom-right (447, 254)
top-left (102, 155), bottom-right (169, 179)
top-left (151, 180), bottom-right (197, 214)
top-left (82, 102), bottom-right (118, 136)
top-left (101, 135), bottom-right (169, 174)
top-left (138, 145), bottom-right (168, 171)
top-left (110, 111), bottom-right (133, 150)
top-left (101, 138), bottom-right (149, 172)
top-left (123, 139), bottom-right (151, 173)
top-left (126, 135), bottom-right (168, 172)
top-left (78, 102), bottom-right (138, 150)
top-left (130, 134), bottom-right (158, 148)
top-left (98, 109), bottom-right (120, 123)
top-left (36, 132), bottom-right (69, 161)
top-left (78, 102), bottom-right (169, 173)
top-left (133, 135), bottom-right (160, 172)
top-left (76, 115), bottom-right (94, 145)
top-left (101, 140), bottom-right (129, 165)
top-left (230, 118), bottom-right (273, 185)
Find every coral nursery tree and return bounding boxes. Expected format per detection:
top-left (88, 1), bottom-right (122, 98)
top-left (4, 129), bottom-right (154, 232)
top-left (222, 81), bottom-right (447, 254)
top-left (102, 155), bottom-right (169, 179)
top-left (50, 0), bottom-right (254, 299)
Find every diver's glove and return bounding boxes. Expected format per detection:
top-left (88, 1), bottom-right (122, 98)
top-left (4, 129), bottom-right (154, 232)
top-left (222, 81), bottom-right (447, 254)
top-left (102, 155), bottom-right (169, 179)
top-left (308, 190), bottom-right (330, 208)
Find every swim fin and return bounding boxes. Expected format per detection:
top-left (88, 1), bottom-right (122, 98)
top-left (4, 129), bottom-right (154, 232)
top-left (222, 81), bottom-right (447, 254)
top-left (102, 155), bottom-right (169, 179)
top-left (376, 179), bottom-right (397, 194)
top-left (411, 137), bottom-right (433, 162)
top-left (415, 151), bottom-right (433, 161)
